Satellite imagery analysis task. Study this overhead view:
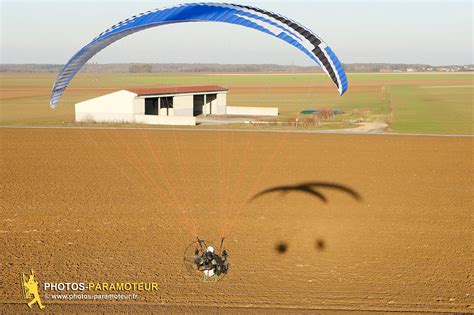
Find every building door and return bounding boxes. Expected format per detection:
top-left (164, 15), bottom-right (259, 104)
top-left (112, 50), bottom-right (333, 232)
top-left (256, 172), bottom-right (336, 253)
top-left (206, 94), bottom-right (217, 115)
top-left (193, 95), bottom-right (204, 116)
top-left (145, 98), bottom-right (158, 115)
top-left (160, 97), bottom-right (173, 116)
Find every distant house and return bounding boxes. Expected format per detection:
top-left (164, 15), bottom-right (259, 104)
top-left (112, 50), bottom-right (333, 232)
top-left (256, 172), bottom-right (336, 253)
top-left (75, 86), bottom-right (278, 126)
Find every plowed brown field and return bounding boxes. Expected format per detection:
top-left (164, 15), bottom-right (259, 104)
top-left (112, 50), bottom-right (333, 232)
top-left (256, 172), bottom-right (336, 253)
top-left (1, 127), bottom-right (473, 313)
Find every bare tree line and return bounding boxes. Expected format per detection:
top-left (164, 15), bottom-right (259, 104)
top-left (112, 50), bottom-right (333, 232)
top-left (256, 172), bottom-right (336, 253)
top-left (1, 63), bottom-right (472, 73)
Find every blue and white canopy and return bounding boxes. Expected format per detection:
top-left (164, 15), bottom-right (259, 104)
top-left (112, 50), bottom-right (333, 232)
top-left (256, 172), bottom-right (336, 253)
top-left (50, 2), bottom-right (348, 108)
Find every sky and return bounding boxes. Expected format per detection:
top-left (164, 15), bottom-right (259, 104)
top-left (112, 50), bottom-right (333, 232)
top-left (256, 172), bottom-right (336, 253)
top-left (1, 0), bottom-right (472, 66)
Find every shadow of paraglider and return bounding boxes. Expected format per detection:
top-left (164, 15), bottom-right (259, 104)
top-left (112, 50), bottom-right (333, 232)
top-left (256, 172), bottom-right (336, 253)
top-left (315, 238), bottom-right (326, 251)
top-left (248, 181), bottom-right (362, 204)
top-left (252, 182), bottom-right (362, 255)
top-left (274, 239), bottom-right (327, 254)
top-left (275, 241), bottom-right (288, 254)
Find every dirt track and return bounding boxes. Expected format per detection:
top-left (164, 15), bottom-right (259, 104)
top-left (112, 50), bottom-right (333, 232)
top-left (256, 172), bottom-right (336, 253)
top-left (1, 128), bottom-right (473, 313)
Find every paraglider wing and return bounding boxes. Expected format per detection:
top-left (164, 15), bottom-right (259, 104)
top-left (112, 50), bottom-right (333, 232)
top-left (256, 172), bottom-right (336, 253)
top-left (50, 2), bottom-right (348, 108)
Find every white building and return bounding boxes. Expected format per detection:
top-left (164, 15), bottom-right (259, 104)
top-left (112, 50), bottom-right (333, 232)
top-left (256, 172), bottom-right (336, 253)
top-left (75, 85), bottom-right (278, 126)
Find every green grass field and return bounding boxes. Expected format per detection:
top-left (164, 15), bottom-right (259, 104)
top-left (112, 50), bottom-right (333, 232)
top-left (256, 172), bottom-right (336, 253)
top-left (1, 72), bottom-right (472, 134)
top-left (389, 85), bottom-right (473, 134)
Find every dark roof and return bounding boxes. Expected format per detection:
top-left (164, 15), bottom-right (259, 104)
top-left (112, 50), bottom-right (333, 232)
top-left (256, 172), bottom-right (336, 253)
top-left (129, 85), bottom-right (228, 96)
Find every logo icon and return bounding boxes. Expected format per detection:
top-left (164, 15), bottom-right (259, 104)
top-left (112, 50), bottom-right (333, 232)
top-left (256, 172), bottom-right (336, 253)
top-left (21, 270), bottom-right (45, 310)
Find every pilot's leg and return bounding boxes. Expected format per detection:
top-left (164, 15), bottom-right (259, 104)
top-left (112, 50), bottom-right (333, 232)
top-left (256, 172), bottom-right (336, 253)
top-left (38, 299), bottom-right (44, 309)
top-left (37, 297), bottom-right (45, 309)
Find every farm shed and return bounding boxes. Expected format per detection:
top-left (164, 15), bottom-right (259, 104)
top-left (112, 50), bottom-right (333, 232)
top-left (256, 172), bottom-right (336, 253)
top-left (75, 86), bottom-right (228, 126)
top-left (75, 85), bottom-right (278, 126)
